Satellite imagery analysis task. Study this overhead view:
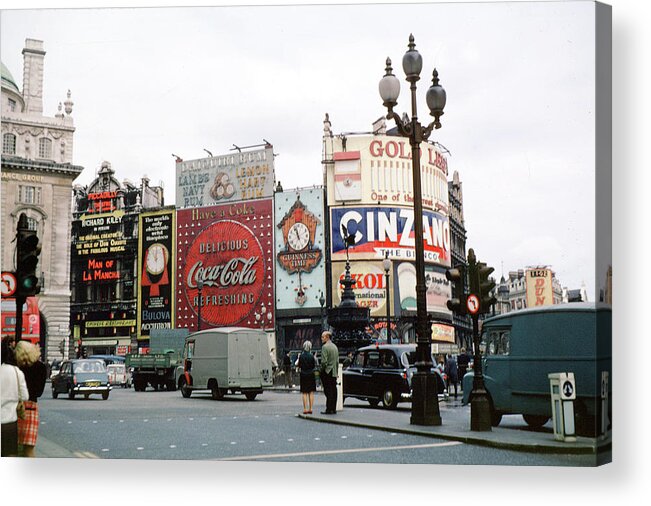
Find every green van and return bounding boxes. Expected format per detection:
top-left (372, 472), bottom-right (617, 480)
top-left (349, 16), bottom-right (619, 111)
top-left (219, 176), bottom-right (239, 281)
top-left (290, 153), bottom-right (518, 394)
top-left (462, 302), bottom-right (611, 436)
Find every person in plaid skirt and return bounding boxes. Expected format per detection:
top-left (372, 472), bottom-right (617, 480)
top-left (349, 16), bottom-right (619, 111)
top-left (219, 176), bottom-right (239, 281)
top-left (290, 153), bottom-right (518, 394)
top-left (15, 341), bottom-right (47, 458)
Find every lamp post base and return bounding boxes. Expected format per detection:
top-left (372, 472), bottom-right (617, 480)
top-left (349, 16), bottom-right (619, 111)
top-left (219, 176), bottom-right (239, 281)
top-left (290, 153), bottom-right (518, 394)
top-left (410, 371), bottom-right (442, 426)
top-left (470, 388), bottom-right (492, 431)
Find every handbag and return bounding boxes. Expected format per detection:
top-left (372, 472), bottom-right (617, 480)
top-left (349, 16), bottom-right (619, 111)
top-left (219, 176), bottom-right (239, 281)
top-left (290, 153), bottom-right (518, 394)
top-left (14, 366), bottom-right (26, 420)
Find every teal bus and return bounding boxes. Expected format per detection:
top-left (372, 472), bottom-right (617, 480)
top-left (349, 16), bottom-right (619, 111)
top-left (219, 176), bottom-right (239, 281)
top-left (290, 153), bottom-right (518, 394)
top-left (462, 302), bottom-right (611, 436)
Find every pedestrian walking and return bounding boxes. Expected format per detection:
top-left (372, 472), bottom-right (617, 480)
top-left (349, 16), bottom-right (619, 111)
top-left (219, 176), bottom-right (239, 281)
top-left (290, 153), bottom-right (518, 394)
top-left (15, 341), bottom-right (47, 457)
top-left (457, 347), bottom-right (470, 387)
top-left (319, 331), bottom-right (339, 414)
top-left (297, 340), bottom-right (317, 414)
top-left (445, 354), bottom-right (459, 399)
top-left (1, 339), bottom-right (29, 457)
top-left (283, 351), bottom-right (293, 388)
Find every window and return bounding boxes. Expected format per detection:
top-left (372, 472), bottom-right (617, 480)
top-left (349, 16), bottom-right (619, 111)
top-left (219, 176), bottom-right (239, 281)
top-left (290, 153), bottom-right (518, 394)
top-left (380, 350), bottom-right (398, 369)
top-left (483, 329), bottom-right (511, 356)
top-left (8, 98), bottom-right (16, 111)
top-left (366, 351), bottom-right (380, 368)
top-left (18, 185), bottom-right (42, 205)
top-left (353, 352), bottom-right (364, 367)
top-left (26, 217), bottom-right (38, 231)
top-left (38, 137), bottom-right (52, 159)
top-left (2, 133), bottom-right (16, 154)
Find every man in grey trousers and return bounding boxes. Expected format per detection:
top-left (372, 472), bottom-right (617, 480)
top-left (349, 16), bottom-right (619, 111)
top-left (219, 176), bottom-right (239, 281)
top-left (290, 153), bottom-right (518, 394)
top-left (319, 331), bottom-right (339, 414)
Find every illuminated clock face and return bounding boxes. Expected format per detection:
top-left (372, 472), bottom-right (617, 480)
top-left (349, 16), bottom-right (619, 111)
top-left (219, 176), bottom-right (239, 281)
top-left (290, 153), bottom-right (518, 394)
top-left (287, 222), bottom-right (310, 251)
top-left (146, 243), bottom-right (167, 275)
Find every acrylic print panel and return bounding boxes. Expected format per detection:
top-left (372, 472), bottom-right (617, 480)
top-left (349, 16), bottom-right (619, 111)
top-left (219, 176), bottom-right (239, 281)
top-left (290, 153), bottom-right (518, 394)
top-left (0, 0), bottom-right (611, 473)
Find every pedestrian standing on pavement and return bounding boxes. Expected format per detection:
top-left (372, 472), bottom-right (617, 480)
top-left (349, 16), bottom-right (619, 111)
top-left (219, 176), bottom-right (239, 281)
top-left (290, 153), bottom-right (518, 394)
top-left (15, 341), bottom-right (47, 457)
top-left (445, 354), bottom-right (459, 399)
top-left (1, 339), bottom-right (29, 457)
top-left (298, 340), bottom-right (317, 414)
top-left (283, 351), bottom-right (293, 388)
top-left (319, 331), bottom-right (339, 414)
top-left (457, 348), bottom-right (470, 388)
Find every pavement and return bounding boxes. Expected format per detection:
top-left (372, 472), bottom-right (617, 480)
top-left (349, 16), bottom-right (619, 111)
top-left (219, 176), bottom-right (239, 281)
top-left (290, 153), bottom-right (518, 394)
top-left (296, 393), bottom-right (611, 456)
top-left (33, 385), bottom-right (611, 458)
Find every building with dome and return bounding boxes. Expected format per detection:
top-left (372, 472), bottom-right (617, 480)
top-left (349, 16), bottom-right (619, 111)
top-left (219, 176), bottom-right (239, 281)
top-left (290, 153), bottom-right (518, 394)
top-left (1, 39), bottom-right (84, 360)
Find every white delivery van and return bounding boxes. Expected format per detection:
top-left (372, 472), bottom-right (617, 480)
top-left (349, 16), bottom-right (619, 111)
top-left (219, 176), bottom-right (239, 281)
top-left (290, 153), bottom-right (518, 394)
top-left (178, 327), bottom-right (273, 401)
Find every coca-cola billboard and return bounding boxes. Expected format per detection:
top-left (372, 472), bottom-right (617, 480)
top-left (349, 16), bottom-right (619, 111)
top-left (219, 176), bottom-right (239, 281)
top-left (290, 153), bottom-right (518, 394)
top-left (176, 200), bottom-right (274, 330)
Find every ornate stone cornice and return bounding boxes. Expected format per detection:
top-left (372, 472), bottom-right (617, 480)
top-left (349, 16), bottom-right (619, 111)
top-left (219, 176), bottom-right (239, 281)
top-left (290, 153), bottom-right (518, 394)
top-left (1, 154), bottom-right (84, 178)
top-left (1, 115), bottom-right (75, 134)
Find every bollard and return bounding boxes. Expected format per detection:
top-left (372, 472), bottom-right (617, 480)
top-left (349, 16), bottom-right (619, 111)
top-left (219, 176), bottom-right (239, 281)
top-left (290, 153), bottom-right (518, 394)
top-left (548, 372), bottom-right (576, 442)
top-left (336, 366), bottom-right (344, 412)
top-left (600, 371), bottom-right (609, 438)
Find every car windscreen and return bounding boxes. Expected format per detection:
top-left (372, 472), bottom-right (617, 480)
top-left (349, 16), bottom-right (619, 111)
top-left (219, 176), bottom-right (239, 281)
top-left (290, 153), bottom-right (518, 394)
top-left (73, 361), bottom-right (107, 373)
top-left (402, 352), bottom-right (440, 368)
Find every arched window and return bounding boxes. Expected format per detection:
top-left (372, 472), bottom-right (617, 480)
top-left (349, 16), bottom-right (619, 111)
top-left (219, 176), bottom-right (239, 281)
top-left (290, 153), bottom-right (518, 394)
top-left (38, 137), bottom-right (52, 159)
top-left (2, 133), bottom-right (16, 154)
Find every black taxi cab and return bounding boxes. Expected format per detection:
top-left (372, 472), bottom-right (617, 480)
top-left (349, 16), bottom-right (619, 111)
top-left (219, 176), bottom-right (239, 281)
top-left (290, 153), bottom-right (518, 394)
top-left (343, 344), bottom-right (446, 409)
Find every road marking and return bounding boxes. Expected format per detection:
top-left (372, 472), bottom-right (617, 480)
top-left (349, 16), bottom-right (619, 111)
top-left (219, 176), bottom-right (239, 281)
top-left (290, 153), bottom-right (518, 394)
top-left (73, 451), bottom-right (99, 459)
top-left (67, 421), bottom-right (72, 424)
top-left (341, 436), bottom-right (347, 439)
top-left (201, 443), bottom-right (208, 447)
top-left (119, 420), bottom-right (124, 423)
top-left (258, 440), bottom-right (265, 443)
top-left (143, 419), bottom-right (148, 422)
top-left (137, 447), bottom-right (144, 451)
top-left (101, 449), bottom-right (109, 452)
top-left (92, 421), bottom-right (98, 424)
top-left (314, 437), bottom-right (321, 441)
top-left (218, 441), bottom-right (463, 461)
top-left (169, 445), bottom-right (177, 449)
top-left (230, 442), bottom-right (237, 445)
top-left (287, 438), bottom-right (294, 442)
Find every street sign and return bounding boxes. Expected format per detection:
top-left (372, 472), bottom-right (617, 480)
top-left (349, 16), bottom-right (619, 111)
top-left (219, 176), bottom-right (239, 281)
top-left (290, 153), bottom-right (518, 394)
top-left (562, 379), bottom-right (575, 399)
top-left (466, 294), bottom-right (479, 315)
top-left (1, 271), bottom-right (17, 298)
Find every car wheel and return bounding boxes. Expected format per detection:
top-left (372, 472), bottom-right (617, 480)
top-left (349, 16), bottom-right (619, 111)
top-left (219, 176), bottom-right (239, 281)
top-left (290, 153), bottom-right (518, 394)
top-left (382, 389), bottom-right (398, 409)
top-left (368, 398), bottom-right (380, 408)
top-left (245, 392), bottom-right (257, 401)
top-left (68, 386), bottom-right (75, 400)
top-left (523, 414), bottom-right (550, 428)
top-left (84, 394), bottom-right (90, 399)
top-left (180, 377), bottom-right (192, 398)
top-left (210, 382), bottom-right (224, 400)
top-left (102, 391), bottom-right (110, 400)
top-left (52, 387), bottom-right (58, 399)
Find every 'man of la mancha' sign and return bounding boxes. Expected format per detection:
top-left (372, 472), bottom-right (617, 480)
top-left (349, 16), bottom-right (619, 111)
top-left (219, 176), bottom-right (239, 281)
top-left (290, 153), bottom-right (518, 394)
top-left (137, 209), bottom-right (176, 340)
top-left (175, 146), bottom-right (275, 208)
top-left (176, 200), bottom-right (274, 331)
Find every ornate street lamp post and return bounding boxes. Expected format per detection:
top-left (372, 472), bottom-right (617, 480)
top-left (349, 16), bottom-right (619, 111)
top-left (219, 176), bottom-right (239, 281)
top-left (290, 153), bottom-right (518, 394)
top-left (197, 279), bottom-right (203, 331)
top-left (379, 34), bottom-right (446, 426)
top-left (382, 251), bottom-right (392, 344)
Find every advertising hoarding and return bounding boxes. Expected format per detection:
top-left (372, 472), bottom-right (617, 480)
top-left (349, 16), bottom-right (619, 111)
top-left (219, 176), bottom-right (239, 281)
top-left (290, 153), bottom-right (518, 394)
top-left (175, 146), bottom-right (275, 208)
top-left (274, 188), bottom-right (326, 310)
top-left (137, 209), bottom-right (176, 340)
top-left (326, 134), bottom-right (449, 212)
top-left (330, 205), bottom-right (451, 267)
top-left (330, 261), bottom-right (395, 318)
top-left (73, 210), bottom-right (126, 257)
top-left (396, 262), bottom-right (452, 319)
top-left (526, 268), bottom-right (554, 307)
top-left (176, 200), bottom-right (274, 331)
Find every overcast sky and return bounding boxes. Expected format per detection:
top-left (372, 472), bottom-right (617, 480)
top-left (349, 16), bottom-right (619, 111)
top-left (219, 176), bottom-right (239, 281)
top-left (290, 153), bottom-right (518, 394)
top-left (1, 1), bottom-right (601, 298)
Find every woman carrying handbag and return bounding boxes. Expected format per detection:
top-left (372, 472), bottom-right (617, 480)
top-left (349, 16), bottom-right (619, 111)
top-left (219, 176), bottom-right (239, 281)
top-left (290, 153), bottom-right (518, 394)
top-left (1, 339), bottom-right (29, 457)
top-left (15, 341), bottom-right (47, 457)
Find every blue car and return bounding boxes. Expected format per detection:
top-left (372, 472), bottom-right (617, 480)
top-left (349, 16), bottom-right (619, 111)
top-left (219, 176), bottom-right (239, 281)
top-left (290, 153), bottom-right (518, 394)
top-left (51, 359), bottom-right (111, 400)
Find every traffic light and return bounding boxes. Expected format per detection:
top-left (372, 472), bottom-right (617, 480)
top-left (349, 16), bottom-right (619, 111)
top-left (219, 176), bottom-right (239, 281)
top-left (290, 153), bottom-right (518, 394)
top-left (477, 262), bottom-right (496, 314)
top-left (16, 213), bottom-right (41, 297)
top-left (445, 265), bottom-right (467, 315)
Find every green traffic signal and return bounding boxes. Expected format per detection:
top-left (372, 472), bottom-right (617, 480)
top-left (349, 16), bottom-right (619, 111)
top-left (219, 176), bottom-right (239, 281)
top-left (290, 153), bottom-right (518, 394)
top-left (16, 213), bottom-right (41, 297)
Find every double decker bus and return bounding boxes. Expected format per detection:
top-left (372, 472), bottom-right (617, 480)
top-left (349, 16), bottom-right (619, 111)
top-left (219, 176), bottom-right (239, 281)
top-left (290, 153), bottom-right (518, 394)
top-left (1, 296), bottom-right (41, 345)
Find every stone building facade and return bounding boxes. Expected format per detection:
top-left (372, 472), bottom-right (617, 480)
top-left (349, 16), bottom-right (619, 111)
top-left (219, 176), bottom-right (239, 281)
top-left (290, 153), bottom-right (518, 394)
top-left (1, 39), bottom-right (83, 360)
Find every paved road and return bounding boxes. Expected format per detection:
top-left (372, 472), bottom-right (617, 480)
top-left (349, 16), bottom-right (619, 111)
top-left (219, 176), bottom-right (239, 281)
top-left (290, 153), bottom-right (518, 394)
top-left (36, 387), bottom-right (594, 465)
